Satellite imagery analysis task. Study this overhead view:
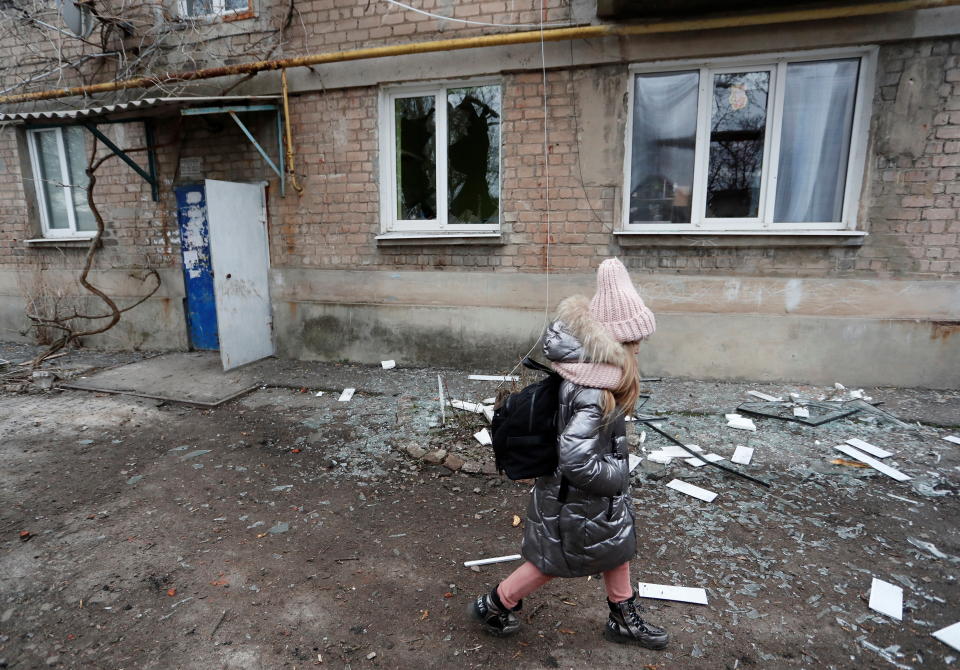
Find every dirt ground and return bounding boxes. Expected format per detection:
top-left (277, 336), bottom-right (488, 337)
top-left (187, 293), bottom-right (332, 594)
top-left (1, 344), bottom-right (959, 670)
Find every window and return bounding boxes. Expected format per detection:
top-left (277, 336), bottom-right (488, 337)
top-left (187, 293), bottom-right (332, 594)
top-left (623, 49), bottom-right (874, 231)
top-left (179, 0), bottom-right (252, 19)
top-left (380, 82), bottom-right (502, 233)
top-left (27, 126), bottom-right (96, 238)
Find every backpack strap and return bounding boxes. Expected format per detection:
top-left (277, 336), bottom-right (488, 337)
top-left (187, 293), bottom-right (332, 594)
top-left (522, 357), bottom-right (560, 377)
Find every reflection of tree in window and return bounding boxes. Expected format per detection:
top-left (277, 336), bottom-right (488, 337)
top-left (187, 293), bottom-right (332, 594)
top-left (448, 86), bottom-right (500, 224)
top-left (396, 97), bottom-right (436, 220)
top-left (706, 72), bottom-right (769, 218)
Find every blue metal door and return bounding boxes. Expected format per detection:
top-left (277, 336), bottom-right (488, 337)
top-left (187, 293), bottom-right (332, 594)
top-left (175, 185), bottom-right (219, 350)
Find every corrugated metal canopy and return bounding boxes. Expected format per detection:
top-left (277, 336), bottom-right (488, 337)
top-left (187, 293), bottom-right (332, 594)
top-left (0, 95), bottom-right (280, 123)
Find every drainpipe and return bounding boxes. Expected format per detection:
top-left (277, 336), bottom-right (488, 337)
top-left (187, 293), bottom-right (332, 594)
top-left (0, 0), bottom-right (958, 105)
top-left (280, 70), bottom-right (303, 195)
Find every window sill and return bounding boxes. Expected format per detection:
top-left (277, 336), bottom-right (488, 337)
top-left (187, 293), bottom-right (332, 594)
top-left (376, 232), bottom-right (504, 247)
top-left (23, 236), bottom-right (97, 248)
top-left (614, 230), bottom-right (867, 248)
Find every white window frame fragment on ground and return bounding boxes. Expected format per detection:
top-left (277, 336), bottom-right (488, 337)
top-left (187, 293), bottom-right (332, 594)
top-left (26, 126), bottom-right (96, 239)
top-left (621, 46), bottom-right (877, 234)
top-left (378, 79), bottom-right (502, 235)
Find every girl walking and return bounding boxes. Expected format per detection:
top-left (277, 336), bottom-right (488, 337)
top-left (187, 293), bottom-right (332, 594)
top-left (470, 258), bottom-right (668, 650)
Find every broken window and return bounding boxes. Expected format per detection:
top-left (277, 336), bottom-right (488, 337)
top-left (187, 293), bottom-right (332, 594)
top-left (624, 50), bottom-right (870, 231)
top-left (179, 0), bottom-right (252, 19)
top-left (382, 82), bottom-right (501, 233)
top-left (27, 126), bottom-right (97, 237)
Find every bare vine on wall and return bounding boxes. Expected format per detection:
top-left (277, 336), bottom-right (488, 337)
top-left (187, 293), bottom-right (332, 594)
top-left (22, 136), bottom-right (161, 368)
top-left (0, 0), bottom-right (302, 102)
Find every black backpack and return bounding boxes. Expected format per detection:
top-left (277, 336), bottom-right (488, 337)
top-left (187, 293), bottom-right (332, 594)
top-left (491, 358), bottom-right (563, 480)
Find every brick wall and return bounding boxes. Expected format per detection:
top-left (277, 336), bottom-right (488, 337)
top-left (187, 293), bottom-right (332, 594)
top-left (2, 37), bottom-right (959, 282)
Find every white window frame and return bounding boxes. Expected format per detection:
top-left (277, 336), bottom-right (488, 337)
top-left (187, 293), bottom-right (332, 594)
top-left (178, 0), bottom-right (253, 19)
top-left (621, 46), bottom-right (877, 233)
top-left (378, 79), bottom-right (502, 234)
top-left (26, 126), bottom-right (93, 239)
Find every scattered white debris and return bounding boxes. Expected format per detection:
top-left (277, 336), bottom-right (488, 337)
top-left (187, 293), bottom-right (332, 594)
top-left (731, 445), bottom-right (754, 465)
top-left (869, 578), bottom-right (903, 620)
top-left (482, 397), bottom-right (496, 404)
top-left (270, 485), bottom-right (293, 492)
top-left (315, 391), bottom-right (324, 397)
top-left (438, 375), bottom-right (445, 424)
top-left (943, 435), bottom-right (960, 446)
top-left (685, 453), bottom-right (725, 468)
top-left (934, 621), bottom-right (960, 652)
top-left (793, 406), bottom-right (810, 419)
top-left (850, 389), bottom-right (864, 399)
top-left (907, 537), bottom-right (949, 559)
top-left (449, 399), bottom-right (484, 413)
top-left (833, 444), bottom-right (911, 482)
top-left (625, 415), bottom-right (634, 422)
top-left (639, 431), bottom-right (646, 443)
top-left (463, 554), bottom-right (522, 567)
top-left (834, 382), bottom-right (846, 390)
top-left (647, 444), bottom-right (704, 463)
top-left (468, 374), bottom-right (519, 382)
top-left (337, 388), bottom-right (355, 402)
top-left (886, 493), bottom-right (921, 506)
top-left (381, 360), bottom-right (396, 369)
top-left (747, 390), bottom-right (782, 402)
top-left (482, 405), bottom-right (494, 423)
top-left (666, 479), bottom-right (717, 503)
top-left (725, 414), bottom-right (757, 431)
top-left (474, 428), bottom-right (492, 446)
top-left (628, 454), bottom-right (642, 472)
top-left (845, 438), bottom-right (893, 459)
top-left (637, 582), bottom-right (708, 605)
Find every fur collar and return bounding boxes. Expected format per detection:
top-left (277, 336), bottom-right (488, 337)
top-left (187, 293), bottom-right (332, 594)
top-left (555, 295), bottom-right (629, 368)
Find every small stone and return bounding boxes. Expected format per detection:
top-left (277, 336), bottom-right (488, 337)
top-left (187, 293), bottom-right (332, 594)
top-left (404, 444), bottom-right (427, 459)
top-left (443, 454), bottom-right (464, 471)
top-left (461, 461), bottom-right (482, 474)
top-left (423, 449), bottom-right (448, 465)
top-left (126, 475), bottom-right (143, 485)
top-left (470, 565), bottom-right (481, 573)
top-left (268, 522), bottom-right (289, 534)
top-left (366, 652), bottom-right (377, 660)
top-left (481, 461), bottom-right (498, 475)
top-left (45, 656), bottom-right (59, 667)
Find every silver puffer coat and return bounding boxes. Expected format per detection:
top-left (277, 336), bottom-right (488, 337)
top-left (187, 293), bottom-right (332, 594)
top-left (520, 296), bottom-right (636, 578)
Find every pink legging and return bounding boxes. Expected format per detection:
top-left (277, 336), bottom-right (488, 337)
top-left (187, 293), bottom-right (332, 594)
top-left (496, 560), bottom-right (632, 609)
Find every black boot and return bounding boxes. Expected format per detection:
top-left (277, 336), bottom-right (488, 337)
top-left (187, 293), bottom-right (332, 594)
top-left (469, 587), bottom-right (521, 637)
top-left (604, 593), bottom-right (669, 649)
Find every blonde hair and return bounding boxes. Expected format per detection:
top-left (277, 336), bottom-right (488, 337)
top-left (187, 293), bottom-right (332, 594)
top-left (601, 342), bottom-right (641, 418)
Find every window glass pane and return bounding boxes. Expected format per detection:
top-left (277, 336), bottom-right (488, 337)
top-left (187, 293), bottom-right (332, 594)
top-left (395, 96), bottom-right (436, 220)
top-left (447, 85), bottom-right (500, 225)
top-left (224, 0), bottom-right (248, 11)
top-left (775, 59), bottom-right (859, 223)
top-left (63, 127), bottom-right (96, 232)
top-left (629, 71), bottom-right (698, 224)
top-left (706, 71), bottom-right (769, 218)
top-left (34, 132), bottom-right (69, 230)
top-left (183, 0), bottom-right (214, 17)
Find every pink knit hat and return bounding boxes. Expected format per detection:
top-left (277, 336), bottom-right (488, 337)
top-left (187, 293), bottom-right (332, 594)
top-left (589, 258), bottom-right (656, 342)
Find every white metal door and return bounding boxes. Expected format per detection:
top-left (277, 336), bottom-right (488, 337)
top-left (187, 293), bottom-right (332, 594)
top-left (205, 179), bottom-right (274, 371)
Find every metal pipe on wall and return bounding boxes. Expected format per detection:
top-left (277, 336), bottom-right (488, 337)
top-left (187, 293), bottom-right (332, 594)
top-left (1, 0), bottom-right (958, 105)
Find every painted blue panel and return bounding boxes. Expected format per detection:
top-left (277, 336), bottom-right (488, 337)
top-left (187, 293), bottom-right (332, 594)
top-left (175, 185), bottom-right (219, 351)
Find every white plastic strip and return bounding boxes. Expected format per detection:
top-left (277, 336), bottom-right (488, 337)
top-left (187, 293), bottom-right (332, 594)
top-left (747, 390), bottom-right (782, 402)
top-left (666, 479), bottom-right (717, 503)
top-left (637, 582), bottom-right (708, 605)
top-left (793, 406), bottom-right (810, 418)
top-left (845, 437), bottom-right (893, 459)
top-left (731, 445), bottom-right (754, 465)
top-left (381, 360), bottom-right (396, 369)
top-left (869, 578), bottom-right (903, 620)
top-left (474, 428), bottom-right (492, 446)
top-left (628, 453), bottom-right (642, 472)
top-left (337, 388), bottom-right (356, 402)
top-left (468, 375), bottom-right (519, 382)
top-left (943, 435), bottom-right (960, 445)
top-left (463, 554), bottom-right (522, 567)
top-left (685, 453), bottom-right (724, 468)
top-left (834, 445), bottom-right (911, 482)
top-left (933, 621), bottom-right (960, 652)
top-left (450, 399), bottom-right (484, 413)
